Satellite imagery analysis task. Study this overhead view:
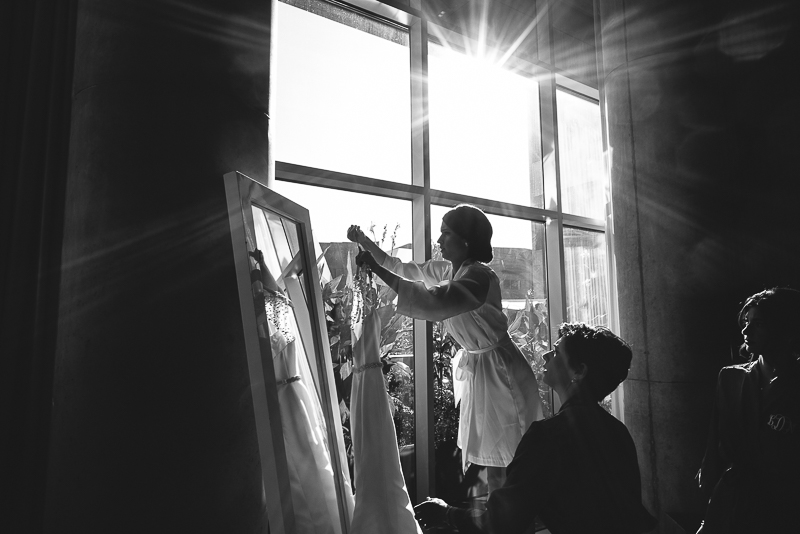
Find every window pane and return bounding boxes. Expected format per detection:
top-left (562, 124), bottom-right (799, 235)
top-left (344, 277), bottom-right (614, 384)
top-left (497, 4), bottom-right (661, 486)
top-left (564, 227), bottom-right (613, 412)
top-left (430, 206), bottom-right (552, 419)
top-left (564, 227), bottom-right (609, 327)
top-left (272, 181), bottom-right (416, 482)
top-left (556, 89), bottom-right (606, 219)
top-left (428, 44), bottom-right (543, 207)
top-left (273, 0), bottom-right (411, 183)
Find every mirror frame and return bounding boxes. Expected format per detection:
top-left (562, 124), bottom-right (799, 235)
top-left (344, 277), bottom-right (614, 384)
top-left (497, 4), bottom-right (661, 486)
top-left (223, 171), bottom-right (352, 534)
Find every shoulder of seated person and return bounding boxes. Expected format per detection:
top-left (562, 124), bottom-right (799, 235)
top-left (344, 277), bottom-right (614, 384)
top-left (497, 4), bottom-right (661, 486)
top-left (545, 403), bottom-right (612, 425)
top-left (526, 413), bottom-right (564, 433)
top-left (460, 261), bottom-right (493, 277)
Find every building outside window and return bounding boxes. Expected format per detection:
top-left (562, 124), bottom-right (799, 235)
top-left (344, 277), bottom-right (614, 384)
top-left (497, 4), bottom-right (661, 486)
top-left (270, 0), bottom-right (612, 505)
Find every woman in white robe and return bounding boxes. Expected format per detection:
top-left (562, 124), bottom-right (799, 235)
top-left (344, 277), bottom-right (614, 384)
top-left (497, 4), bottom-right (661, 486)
top-left (348, 204), bottom-right (544, 492)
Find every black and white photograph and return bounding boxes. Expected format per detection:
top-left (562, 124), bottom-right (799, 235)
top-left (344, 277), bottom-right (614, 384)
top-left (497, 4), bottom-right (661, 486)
top-left (3, 1), bottom-right (799, 533)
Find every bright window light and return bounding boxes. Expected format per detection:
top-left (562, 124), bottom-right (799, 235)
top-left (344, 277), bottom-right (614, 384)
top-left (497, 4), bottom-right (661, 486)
top-left (272, 1), bottom-right (411, 183)
top-left (556, 89), bottom-right (606, 219)
top-left (428, 43), bottom-right (543, 207)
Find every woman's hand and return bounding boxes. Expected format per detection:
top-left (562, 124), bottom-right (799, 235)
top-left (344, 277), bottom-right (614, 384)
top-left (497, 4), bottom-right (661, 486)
top-left (347, 225), bottom-right (366, 245)
top-left (414, 498), bottom-right (449, 530)
top-left (248, 249), bottom-right (265, 266)
top-left (347, 225), bottom-right (391, 270)
top-left (355, 250), bottom-right (378, 270)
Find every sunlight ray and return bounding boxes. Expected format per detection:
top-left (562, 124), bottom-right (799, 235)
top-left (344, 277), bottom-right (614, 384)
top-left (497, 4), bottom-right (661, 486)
top-left (496, 4), bottom-right (547, 69)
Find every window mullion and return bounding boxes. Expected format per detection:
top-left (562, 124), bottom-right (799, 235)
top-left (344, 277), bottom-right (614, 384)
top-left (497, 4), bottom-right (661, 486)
top-left (409, 9), bottom-right (433, 503)
top-left (544, 216), bottom-right (566, 414)
top-left (541, 69), bottom-right (567, 413)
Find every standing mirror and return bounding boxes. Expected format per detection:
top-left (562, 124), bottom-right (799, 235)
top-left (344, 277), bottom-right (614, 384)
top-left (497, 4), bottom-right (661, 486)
top-left (224, 171), bottom-right (354, 534)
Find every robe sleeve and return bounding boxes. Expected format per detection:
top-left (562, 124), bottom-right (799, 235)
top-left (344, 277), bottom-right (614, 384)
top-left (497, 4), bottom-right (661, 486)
top-left (448, 424), bottom-right (548, 534)
top-left (381, 258), bottom-right (491, 322)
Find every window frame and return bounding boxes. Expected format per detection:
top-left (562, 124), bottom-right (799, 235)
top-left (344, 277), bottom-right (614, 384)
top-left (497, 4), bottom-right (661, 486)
top-left (272, 0), bottom-right (619, 502)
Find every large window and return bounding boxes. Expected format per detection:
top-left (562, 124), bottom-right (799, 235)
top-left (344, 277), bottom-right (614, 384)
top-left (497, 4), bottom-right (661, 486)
top-left (428, 43), bottom-right (544, 207)
top-left (272, 0), bottom-right (612, 506)
top-left (556, 88), bottom-right (607, 219)
top-left (272, 0), bottom-right (411, 182)
top-left (564, 227), bottom-right (609, 327)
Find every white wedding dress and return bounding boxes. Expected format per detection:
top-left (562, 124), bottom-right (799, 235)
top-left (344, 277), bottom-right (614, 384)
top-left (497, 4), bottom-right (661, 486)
top-left (264, 291), bottom-right (355, 534)
top-left (348, 278), bottom-right (422, 534)
top-left (255, 253), bottom-right (419, 534)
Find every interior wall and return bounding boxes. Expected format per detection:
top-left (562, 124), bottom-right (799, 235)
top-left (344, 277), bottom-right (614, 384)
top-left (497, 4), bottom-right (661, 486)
top-left (42, 0), bottom-right (275, 531)
top-left (596, 0), bottom-right (800, 531)
top-left (551, 0), bottom-right (598, 87)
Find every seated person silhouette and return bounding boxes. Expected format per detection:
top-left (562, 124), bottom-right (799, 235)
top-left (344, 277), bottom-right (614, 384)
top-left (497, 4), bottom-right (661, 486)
top-left (415, 323), bottom-right (657, 534)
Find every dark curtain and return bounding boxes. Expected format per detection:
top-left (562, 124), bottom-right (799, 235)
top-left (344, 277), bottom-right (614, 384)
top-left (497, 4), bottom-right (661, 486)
top-left (0, 1), bottom-right (77, 531)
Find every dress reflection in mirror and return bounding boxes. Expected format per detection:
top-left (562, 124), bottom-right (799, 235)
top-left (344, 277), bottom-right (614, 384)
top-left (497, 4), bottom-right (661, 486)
top-left (249, 206), bottom-right (354, 534)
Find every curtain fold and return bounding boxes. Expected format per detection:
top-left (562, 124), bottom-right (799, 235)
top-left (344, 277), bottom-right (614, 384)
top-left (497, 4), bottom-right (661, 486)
top-left (0, 1), bottom-right (77, 532)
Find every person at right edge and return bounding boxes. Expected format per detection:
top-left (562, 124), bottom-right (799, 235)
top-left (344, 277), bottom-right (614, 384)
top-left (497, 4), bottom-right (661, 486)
top-left (695, 287), bottom-right (800, 534)
top-left (415, 322), bottom-right (657, 534)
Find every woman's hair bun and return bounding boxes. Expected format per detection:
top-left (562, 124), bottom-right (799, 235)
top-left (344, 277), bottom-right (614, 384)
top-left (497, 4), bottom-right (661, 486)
top-left (442, 204), bottom-right (493, 263)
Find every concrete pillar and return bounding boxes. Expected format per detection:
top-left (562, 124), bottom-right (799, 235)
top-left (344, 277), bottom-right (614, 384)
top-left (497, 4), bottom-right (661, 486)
top-left (44, 0), bottom-right (274, 531)
top-left (597, 0), bottom-right (800, 530)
